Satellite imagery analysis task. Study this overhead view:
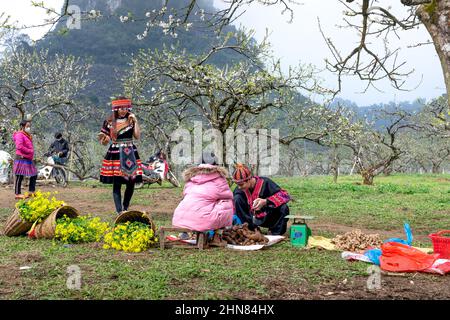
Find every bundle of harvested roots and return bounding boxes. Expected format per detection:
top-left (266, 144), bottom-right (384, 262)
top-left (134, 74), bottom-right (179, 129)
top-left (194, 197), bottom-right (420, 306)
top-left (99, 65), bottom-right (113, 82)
top-left (331, 229), bottom-right (382, 252)
top-left (222, 223), bottom-right (269, 246)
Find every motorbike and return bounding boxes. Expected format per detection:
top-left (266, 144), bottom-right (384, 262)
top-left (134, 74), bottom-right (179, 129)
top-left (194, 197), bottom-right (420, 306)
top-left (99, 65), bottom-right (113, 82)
top-left (38, 152), bottom-right (68, 187)
top-left (0, 150), bottom-right (13, 184)
top-left (137, 150), bottom-right (180, 188)
top-left (0, 150), bottom-right (67, 187)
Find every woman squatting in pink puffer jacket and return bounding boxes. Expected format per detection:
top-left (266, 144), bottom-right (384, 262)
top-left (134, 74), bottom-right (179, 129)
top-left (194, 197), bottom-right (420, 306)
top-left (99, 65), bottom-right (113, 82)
top-left (172, 153), bottom-right (233, 246)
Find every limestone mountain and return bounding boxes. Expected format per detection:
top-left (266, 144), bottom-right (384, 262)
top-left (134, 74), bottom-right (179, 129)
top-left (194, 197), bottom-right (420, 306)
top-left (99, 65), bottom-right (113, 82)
top-left (36, 0), bottom-right (243, 107)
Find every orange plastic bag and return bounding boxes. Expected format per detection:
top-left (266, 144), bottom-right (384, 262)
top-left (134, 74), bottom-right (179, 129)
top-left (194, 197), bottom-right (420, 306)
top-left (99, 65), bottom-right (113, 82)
top-left (380, 242), bottom-right (440, 273)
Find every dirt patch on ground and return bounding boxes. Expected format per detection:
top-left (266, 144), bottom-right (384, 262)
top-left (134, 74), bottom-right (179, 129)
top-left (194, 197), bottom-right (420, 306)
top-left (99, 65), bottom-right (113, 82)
top-left (225, 269), bottom-right (450, 300)
top-left (0, 264), bottom-right (22, 296)
top-left (15, 251), bottom-right (44, 264)
top-left (0, 184), bottom-right (182, 220)
top-left (0, 184), bottom-right (112, 216)
top-left (267, 273), bottom-right (450, 300)
top-left (134, 186), bottom-right (182, 215)
top-left (249, 268), bottom-right (449, 300)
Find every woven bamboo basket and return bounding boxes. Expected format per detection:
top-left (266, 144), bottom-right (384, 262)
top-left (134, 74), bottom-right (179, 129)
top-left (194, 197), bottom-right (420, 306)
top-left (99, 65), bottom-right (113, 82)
top-left (33, 206), bottom-right (80, 239)
top-left (114, 210), bottom-right (156, 233)
top-left (3, 208), bottom-right (33, 237)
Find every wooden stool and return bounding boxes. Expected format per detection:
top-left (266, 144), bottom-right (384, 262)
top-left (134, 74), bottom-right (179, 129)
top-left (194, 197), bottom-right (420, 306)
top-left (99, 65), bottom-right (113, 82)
top-left (159, 227), bottom-right (209, 250)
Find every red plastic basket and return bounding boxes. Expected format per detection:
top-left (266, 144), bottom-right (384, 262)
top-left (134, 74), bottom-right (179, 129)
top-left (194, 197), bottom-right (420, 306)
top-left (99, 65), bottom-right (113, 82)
top-left (429, 230), bottom-right (450, 259)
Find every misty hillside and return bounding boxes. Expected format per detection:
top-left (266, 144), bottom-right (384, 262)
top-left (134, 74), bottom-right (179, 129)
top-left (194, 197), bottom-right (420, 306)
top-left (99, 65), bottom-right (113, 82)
top-left (35, 0), bottom-right (244, 107)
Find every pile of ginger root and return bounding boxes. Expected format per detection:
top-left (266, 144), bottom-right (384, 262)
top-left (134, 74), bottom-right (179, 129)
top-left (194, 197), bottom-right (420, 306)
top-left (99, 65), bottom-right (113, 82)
top-left (331, 229), bottom-right (382, 252)
top-left (222, 223), bottom-right (269, 245)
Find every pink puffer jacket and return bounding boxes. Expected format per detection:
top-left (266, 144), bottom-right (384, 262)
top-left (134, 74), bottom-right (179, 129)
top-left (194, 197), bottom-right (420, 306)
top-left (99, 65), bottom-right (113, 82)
top-left (13, 131), bottom-right (34, 160)
top-left (172, 164), bottom-right (234, 232)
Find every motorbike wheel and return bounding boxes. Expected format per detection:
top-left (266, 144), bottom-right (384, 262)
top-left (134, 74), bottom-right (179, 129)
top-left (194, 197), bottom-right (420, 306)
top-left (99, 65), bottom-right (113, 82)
top-left (167, 171), bottom-right (180, 187)
top-left (135, 182), bottom-right (143, 189)
top-left (54, 168), bottom-right (67, 187)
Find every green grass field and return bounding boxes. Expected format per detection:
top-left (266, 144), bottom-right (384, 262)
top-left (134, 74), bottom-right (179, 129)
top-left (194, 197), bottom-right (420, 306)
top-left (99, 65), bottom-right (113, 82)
top-left (1, 174), bottom-right (449, 299)
top-left (281, 174), bottom-right (450, 234)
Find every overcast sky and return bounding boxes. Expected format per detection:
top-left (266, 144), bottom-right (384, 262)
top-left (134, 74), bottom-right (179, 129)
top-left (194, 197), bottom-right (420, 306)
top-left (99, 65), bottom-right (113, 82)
top-left (1, 0), bottom-right (445, 106)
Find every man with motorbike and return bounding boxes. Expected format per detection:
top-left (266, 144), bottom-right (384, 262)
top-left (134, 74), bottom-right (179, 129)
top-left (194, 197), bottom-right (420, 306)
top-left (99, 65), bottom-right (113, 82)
top-left (47, 132), bottom-right (69, 164)
top-left (45, 132), bottom-right (69, 183)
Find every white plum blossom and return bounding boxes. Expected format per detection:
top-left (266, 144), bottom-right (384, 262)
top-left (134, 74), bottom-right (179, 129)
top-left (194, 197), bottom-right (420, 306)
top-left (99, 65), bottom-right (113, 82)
top-left (119, 16), bottom-right (129, 23)
top-left (159, 21), bottom-right (169, 28)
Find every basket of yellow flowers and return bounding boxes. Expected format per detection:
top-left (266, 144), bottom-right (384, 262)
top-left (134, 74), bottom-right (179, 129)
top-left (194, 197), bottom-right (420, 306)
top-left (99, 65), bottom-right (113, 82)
top-left (114, 210), bottom-right (155, 230)
top-left (4, 191), bottom-right (65, 237)
top-left (53, 214), bottom-right (110, 243)
top-left (103, 211), bottom-right (158, 252)
top-left (31, 205), bottom-right (80, 239)
top-left (3, 207), bottom-right (33, 237)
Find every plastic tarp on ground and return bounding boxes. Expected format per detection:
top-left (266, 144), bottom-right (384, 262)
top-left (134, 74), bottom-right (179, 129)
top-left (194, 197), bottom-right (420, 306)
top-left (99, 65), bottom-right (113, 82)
top-left (165, 235), bottom-right (285, 251)
top-left (307, 236), bottom-right (337, 251)
top-left (226, 235), bottom-right (285, 251)
top-left (342, 248), bottom-right (450, 275)
top-left (380, 242), bottom-right (448, 274)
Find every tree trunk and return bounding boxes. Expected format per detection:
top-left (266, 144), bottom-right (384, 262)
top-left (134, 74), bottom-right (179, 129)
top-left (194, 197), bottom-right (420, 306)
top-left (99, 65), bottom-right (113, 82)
top-left (383, 166), bottom-right (393, 176)
top-left (332, 167), bottom-right (338, 183)
top-left (361, 170), bottom-right (374, 185)
top-left (287, 157), bottom-right (295, 176)
top-left (417, 1), bottom-right (450, 107)
top-left (432, 163), bottom-right (441, 173)
top-left (331, 145), bottom-right (339, 183)
top-left (221, 131), bottom-right (227, 167)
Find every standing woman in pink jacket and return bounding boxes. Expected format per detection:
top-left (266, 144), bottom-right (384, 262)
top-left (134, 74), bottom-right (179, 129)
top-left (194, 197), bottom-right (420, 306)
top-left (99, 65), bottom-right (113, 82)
top-left (12, 120), bottom-right (38, 199)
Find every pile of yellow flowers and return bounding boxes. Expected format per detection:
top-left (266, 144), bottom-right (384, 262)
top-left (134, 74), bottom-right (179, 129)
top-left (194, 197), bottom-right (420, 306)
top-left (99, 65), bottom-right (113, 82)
top-left (17, 191), bottom-right (65, 223)
top-left (55, 215), bottom-right (110, 244)
top-left (103, 221), bottom-right (158, 253)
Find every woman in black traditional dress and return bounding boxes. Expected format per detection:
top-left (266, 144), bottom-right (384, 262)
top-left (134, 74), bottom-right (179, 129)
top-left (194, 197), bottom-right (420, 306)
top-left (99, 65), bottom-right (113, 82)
top-left (98, 97), bottom-right (143, 214)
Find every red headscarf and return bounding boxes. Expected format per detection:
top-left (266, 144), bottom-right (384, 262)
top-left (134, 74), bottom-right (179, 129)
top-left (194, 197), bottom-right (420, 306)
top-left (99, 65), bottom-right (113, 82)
top-left (110, 98), bottom-right (132, 141)
top-left (232, 163), bottom-right (253, 183)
